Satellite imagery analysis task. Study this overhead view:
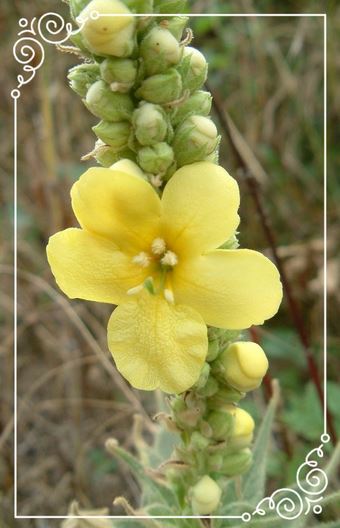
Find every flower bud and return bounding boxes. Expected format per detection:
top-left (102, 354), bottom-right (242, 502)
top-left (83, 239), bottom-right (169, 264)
top-left (190, 431), bottom-right (210, 450)
top-left (140, 26), bottom-right (182, 75)
top-left (132, 103), bottom-right (168, 146)
top-left (78, 0), bottom-right (136, 57)
top-left (93, 140), bottom-right (135, 167)
top-left (194, 363), bottom-right (210, 390)
top-left (197, 376), bottom-right (219, 398)
top-left (208, 409), bottom-right (234, 441)
top-left (208, 386), bottom-right (244, 409)
top-left (220, 341), bottom-right (269, 392)
top-left (208, 453), bottom-right (223, 472)
top-left (92, 120), bottom-right (131, 149)
top-left (69, 0), bottom-right (89, 19)
top-left (220, 448), bottom-right (252, 477)
top-left (181, 46), bottom-right (208, 93)
top-left (100, 58), bottom-right (137, 92)
top-left (191, 476), bottom-right (222, 515)
top-left (110, 159), bottom-right (145, 179)
top-left (206, 339), bottom-right (219, 362)
top-left (85, 80), bottom-right (134, 121)
top-left (172, 115), bottom-right (219, 167)
top-left (160, 16), bottom-right (189, 41)
top-left (136, 68), bottom-right (183, 104)
top-left (67, 63), bottom-right (100, 97)
top-left (171, 90), bottom-right (212, 126)
top-left (137, 142), bottom-right (174, 174)
top-left (229, 407), bottom-right (255, 448)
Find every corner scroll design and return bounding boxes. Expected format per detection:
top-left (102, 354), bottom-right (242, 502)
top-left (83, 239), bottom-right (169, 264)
top-left (245, 434), bottom-right (331, 522)
top-left (11, 13), bottom-right (84, 98)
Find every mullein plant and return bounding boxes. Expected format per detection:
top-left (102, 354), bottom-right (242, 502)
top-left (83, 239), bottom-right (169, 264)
top-left (49, 0), bottom-right (285, 521)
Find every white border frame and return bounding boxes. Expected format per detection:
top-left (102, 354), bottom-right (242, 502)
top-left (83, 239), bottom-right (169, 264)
top-left (11, 10), bottom-right (329, 523)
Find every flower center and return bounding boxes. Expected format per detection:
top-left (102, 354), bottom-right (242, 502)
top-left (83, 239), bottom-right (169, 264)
top-left (129, 238), bottom-right (178, 303)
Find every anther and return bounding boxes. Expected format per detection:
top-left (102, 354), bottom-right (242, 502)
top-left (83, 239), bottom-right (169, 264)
top-left (161, 251), bottom-right (178, 267)
top-left (132, 252), bottom-right (151, 268)
top-left (127, 284), bottom-right (144, 296)
top-left (151, 238), bottom-right (166, 255)
top-left (164, 289), bottom-right (175, 304)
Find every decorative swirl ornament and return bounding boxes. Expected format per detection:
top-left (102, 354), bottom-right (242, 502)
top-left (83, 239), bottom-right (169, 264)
top-left (12, 13), bottom-right (83, 97)
top-left (247, 434), bottom-right (330, 522)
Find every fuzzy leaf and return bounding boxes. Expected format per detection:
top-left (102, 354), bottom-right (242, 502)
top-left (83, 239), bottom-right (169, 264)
top-left (242, 383), bottom-right (279, 505)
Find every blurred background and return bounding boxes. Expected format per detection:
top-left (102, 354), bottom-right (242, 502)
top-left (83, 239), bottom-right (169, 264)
top-left (1, 0), bottom-right (339, 525)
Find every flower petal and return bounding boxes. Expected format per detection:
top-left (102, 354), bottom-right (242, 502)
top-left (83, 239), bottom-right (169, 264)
top-left (161, 162), bottom-right (240, 256)
top-left (47, 228), bottom-right (147, 304)
top-left (172, 249), bottom-right (282, 329)
top-left (71, 167), bottom-right (161, 254)
top-left (108, 293), bottom-right (208, 393)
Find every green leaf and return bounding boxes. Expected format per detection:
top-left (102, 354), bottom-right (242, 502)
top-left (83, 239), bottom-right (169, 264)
top-left (242, 382), bottom-right (280, 505)
top-left (106, 440), bottom-right (178, 507)
top-left (283, 383), bottom-right (323, 441)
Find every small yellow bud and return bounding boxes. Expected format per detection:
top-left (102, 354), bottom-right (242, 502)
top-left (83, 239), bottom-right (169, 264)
top-left (229, 407), bottom-right (255, 448)
top-left (191, 475), bottom-right (222, 515)
top-left (220, 341), bottom-right (269, 392)
top-left (110, 159), bottom-right (145, 179)
top-left (141, 26), bottom-right (182, 75)
top-left (78, 0), bottom-right (136, 57)
top-left (182, 46), bottom-right (208, 93)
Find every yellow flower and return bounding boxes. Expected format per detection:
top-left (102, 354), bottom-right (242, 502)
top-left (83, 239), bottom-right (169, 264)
top-left (47, 161), bottom-right (282, 393)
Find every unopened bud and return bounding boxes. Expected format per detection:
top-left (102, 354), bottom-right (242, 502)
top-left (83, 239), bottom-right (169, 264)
top-left (197, 376), bottom-right (219, 398)
top-left (171, 90), bottom-right (212, 126)
top-left (141, 26), bottom-right (182, 75)
top-left (220, 448), bottom-right (252, 477)
top-left (85, 80), bottom-right (134, 121)
top-left (172, 115), bottom-right (219, 167)
top-left (92, 120), bottom-right (131, 149)
top-left (194, 363), bottom-right (210, 390)
top-left (161, 16), bottom-right (189, 41)
top-left (69, 0), bottom-right (89, 19)
top-left (137, 142), bottom-right (174, 174)
top-left (208, 409), bottom-right (234, 441)
top-left (181, 46), bottom-right (208, 93)
top-left (208, 386), bottom-right (244, 409)
top-left (67, 63), bottom-right (100, 97)
top-left (191, 476), bottom-right (222, 515)
top-left (100, 58), bottom-right (137, 92)
top-left (110, 159), bottom-right (145, 179)
top-left (136, 68), bottom-right (182, 104)
top-left (206, 339), bottom-right (219, 362)
top-left (132, 103), bottom-right (168, 146)
top-left (220, 341), bottom-right (269, 392)
top-left (77, 0), bottom-right (136, 57)
top-left (93, 140), bottom-right (134, 167)
top-left (229, 407), bottom-right (255, 448)
top-left (190, 431), bottom-right (210, 450)
top-left (208, 453), bottom-right (224, 472)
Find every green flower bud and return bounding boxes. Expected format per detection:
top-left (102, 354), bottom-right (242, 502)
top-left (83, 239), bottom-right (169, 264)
top-left (228, 407), bottom-right (255, 448)
top-left (78, 0), bottom-right (136, 57)
top-left (190, 431), bottom-right (210, 450)
top-left (137, 142), bottom-right (174, 174)
top-left (67, 63), bottom-right (100, 97)
top-left (160, 16), bottom-right (189, 41)
top-left (136, 68), bottom-right (182, 104)
top-left (208, 386), bottom-right (245, 409)
top-left (208, 453), bottom-right (223, 472)
top-left (171, 90), bottom-right (212, 126)
top-left (132, 103), bottom-right (168, 146)
top-left (208, 410), bottom-right (234, 441)
top-left (92, 120), bottom-right (131, 149)
top-left (220, 342), bottom-right (269, 392)
top-left (220, 448), bottom-right (252, 477)
top-left (100, 58), bottom-right (137, 92)
top-left (191, 476), bottom-right (222, 515)
top-left (172, 115), bottom-right (219, 167)
top-left (194, 363), bottom-right (210, 390)
top-left (140, 26), bottom-right (182, 75)
top-left (93, 140), bottom-right (135, 167)
top-left (69, 0), bottom-right (89, 19)
top-left (207, 339), bottom-right (219, 362)
top-left (181, 46), bottom-right (208, 93)
top-left (85, 80), bottom-right (134, 121)
top-left (197, 376), bottom-right (219, 398)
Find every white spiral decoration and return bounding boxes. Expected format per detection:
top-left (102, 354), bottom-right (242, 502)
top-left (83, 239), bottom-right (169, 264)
top-left (248, 435), bottom-right (330, 523)
top-left (12, 13), bottom-right (82, 96)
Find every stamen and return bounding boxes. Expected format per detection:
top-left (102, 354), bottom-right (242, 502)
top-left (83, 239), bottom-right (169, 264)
top-left (127, 284), bottom-right (144, 296)
top-left (164, 289), bottom-right (175, 304)
top-left (161, 251), bottom-right (178, 267)
top-left (132, 252), bottom-right (151, 268)
top-left (151, 238), bottom-right (166, 255)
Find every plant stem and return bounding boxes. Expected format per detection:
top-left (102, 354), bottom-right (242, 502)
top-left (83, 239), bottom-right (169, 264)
top-left (208, 83), bottom-right (337, 445)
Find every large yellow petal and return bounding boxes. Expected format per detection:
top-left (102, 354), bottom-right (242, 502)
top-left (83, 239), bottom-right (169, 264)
top-left (172, 249), bottom-right (282, 329)
top-left (108, 293), bottom-right (208, 393)
top-left (161, 162), bottom-right (240, 256)
top-left (47, 228), bottom-right (147, 304)
top-left (71, 168), bottom-right (161, 254)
